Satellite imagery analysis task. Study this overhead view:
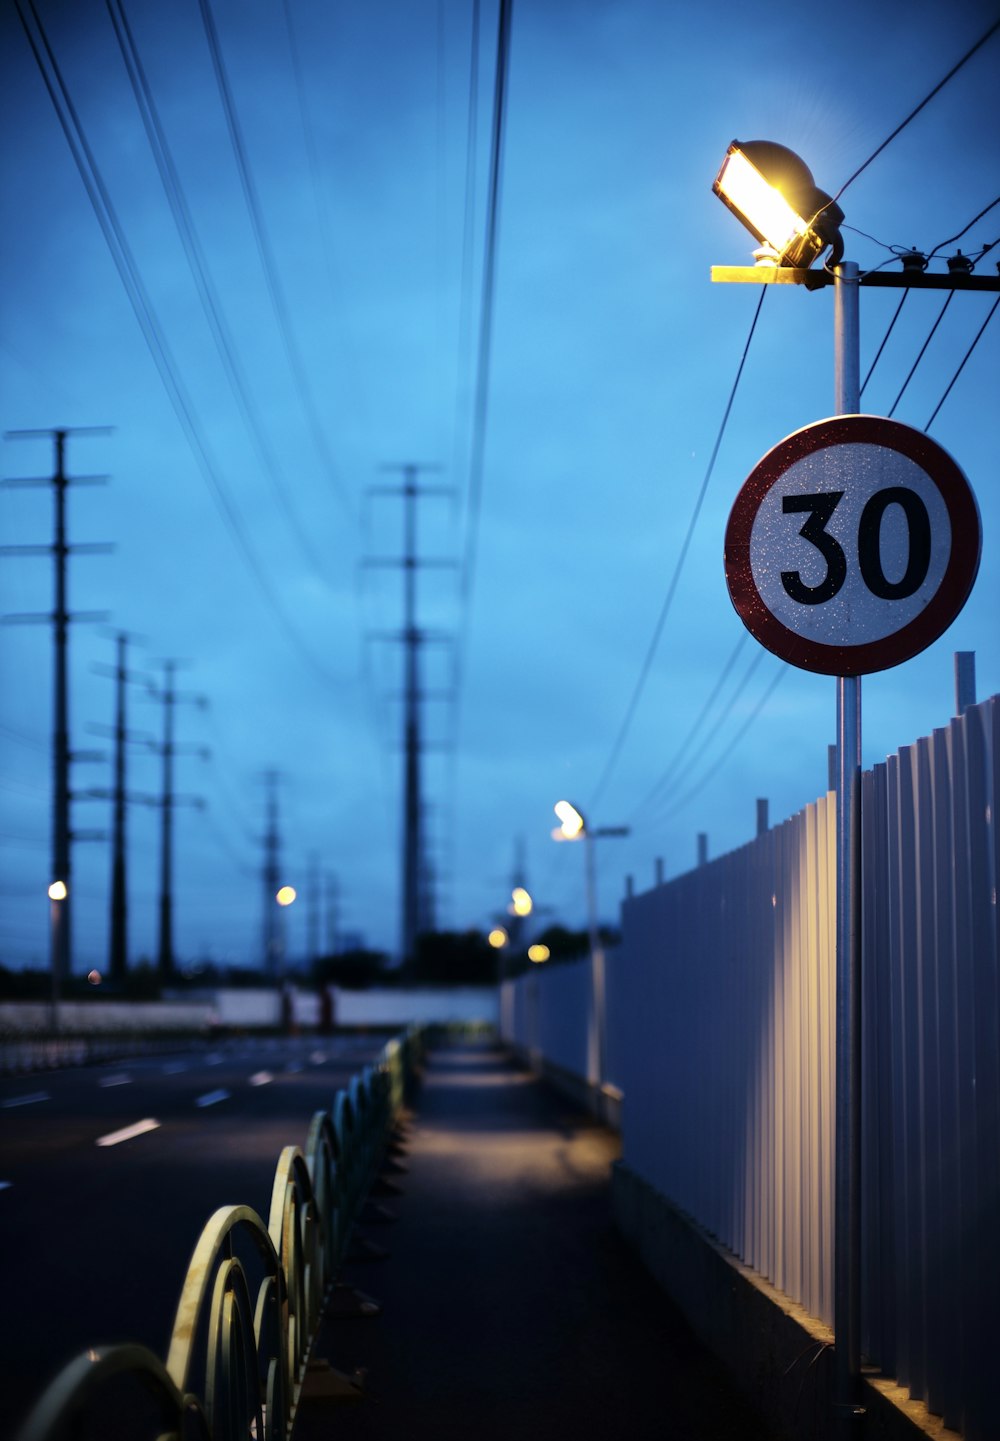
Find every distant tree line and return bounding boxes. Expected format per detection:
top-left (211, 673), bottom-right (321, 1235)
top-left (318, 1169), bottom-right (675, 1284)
top-left (0, 924), bottom-right (621, 1000)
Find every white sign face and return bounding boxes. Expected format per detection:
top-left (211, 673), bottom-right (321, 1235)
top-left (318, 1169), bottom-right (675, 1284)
top-left (725, 417), bottom-right (980, 676)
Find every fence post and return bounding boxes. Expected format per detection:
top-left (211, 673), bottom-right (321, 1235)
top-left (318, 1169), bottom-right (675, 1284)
top-left (697, 833), bottom-right (708, 867)
top-left (756, 798), bottom-right (769, 836)
top-left (954, 650), bottom-right (976, 715)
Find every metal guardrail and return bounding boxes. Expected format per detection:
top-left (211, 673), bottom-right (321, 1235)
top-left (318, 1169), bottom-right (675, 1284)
top-left (15, 1029), bottom-right (423, 1441)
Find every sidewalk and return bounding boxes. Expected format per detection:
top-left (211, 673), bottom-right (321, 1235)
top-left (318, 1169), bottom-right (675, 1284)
top-left (297, 1042), bottom-right (774, 1441)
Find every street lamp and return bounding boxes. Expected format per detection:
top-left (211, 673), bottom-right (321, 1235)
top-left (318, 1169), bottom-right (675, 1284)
top-left (712, 140), bottom-right (844, 269)
top-left (47, 879), bottom-right (68, 1033)
top-left (712, 139), bottom-right (998, 1433)
top-left (714, 139), bottom-right (862, 1433)
top-left (551, 801), bottom-right (629, 1117)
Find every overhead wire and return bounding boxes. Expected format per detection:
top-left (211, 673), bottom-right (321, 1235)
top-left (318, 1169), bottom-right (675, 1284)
top-left (887, 292), bottom-right (956, 416)
top-left (629, 630), bottom-right (750, 821)
top-left (587, 286), bottom-right (768, 813)
top-left (660, 665), bottom-right (786, 818)
top-left (106, 0), bottom-right (333, 582)
top-left (832, 17), bottom-right (1000, 203)
top-left (444, 0), bottom-right (482, 927)
top-left (15, 0), bottom-right (344, 687)
top-left (195, 0), bottom-right (354, 520)
top-left (458, 0), bottom-right (512, 614)
top-left (860, 203), bottom-right (1000, 398)
top-left (643, 647), bottom-right (768, 825)
top-left (924, 293), bottom-right (1000, 431)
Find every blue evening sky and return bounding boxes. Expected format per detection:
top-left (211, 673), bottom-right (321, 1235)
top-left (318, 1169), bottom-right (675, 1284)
top-left (1, 0), bottom-right (997, 971)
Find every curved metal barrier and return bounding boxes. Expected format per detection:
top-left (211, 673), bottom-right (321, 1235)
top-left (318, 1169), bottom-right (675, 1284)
top-left (16, 1029), bottom-right (422, 1441)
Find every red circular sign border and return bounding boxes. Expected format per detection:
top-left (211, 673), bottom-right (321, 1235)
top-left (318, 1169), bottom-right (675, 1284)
top-left (724, 416), bottom-right (981, 676)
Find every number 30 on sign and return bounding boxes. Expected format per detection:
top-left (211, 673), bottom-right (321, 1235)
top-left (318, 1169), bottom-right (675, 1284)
top-left (724, 416), bottom-right (981, 676)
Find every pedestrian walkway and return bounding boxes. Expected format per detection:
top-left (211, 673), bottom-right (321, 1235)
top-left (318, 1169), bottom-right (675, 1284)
top-left (297, 1042), bottom-right (774, 1441)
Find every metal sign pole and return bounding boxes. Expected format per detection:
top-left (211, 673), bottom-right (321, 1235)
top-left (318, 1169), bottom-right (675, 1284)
top-left (833, 260), bottom-right (864, 1431)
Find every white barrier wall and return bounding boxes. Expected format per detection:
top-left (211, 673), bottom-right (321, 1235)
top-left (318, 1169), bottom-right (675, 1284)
top-left (501, 695), bottom-right (999, 1441)
top-left (331, 986), bottom-right (498, 1028)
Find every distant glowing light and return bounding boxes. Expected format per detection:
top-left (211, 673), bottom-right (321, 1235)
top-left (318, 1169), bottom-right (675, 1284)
top-left (554, 800), bottom-right (585, 840)
top-left (276, 886), bottom-right (297, 907)
top-left (488, 928), bottom-right (509, 949)
top-left (87, 969), bottom-right (102, 986)
top-left (528, 944), bottom-right (550, 964)
top-left (510, 887), bottom-right (533, 917)
top-left (48, 880), bottom-right (68, 902)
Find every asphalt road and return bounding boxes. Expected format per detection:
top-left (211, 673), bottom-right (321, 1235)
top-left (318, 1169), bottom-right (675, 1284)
top-left (0, 1033), bottom-right (386, 1437)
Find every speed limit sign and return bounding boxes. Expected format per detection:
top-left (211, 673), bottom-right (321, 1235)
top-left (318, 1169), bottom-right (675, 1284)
top-left (724, 416), bottom-right (981, 675)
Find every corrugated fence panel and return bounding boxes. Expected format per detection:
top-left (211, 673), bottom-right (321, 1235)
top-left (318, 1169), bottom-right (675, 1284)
top-left (501, 696), bottom-right (997, 1439)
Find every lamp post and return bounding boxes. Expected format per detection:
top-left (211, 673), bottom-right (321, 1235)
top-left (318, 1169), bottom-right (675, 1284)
top-left (712, 138), bottom-right (998, 1435)
top-left (552, 800), bottom-right (629, 1119)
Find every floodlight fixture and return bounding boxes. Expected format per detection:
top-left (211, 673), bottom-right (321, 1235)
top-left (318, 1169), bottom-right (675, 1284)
top-left (553, 800), bottom-right (586, 840)
top-left (713, 140), bottom-right (844, 269)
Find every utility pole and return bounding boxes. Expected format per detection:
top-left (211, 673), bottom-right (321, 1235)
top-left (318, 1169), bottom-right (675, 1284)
top-left (261, 770), bottom-right (284, 976)
top-left (366, 463), bottom-right (454, 966)
top-left (147, 661), bottom-right (206, 983)
top-left (1, 427), bottom-right (111, 1008)
top-left (325, 871), bottom-right (340, 957)
top-left (89, 631), bottom-right (153, 985)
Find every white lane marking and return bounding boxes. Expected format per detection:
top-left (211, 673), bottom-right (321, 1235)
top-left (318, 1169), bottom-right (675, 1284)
top-left (2, 1092), bottom-right (50, 1109)
top-left (0, 1181), bottom-right (12, 1190)
top-left (162, 1061), bottom-right (188, 1075)
top-left (309, 1051), bottom-right (327, 1065)
top-left (205, 1053), bottom-right (224, 1066)
top-left (98, 1073), bottom-right (132, 1088)
top-left (248, 1071), bottom-right (273, 1087)
top-left (96, 1118), bottom-right (161, 1148)
top-left (195, 1089), bottom-right (230, 1108)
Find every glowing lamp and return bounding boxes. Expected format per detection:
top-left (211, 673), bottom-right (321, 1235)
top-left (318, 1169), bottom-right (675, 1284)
top-left (48, 880), bottom-right (68, 901)
top-left (510, 886), bottom-right (533, 917)
top-left (276, 885), bottom-right (297, 907)
top-left (553, 800), bottom-right (585, 840)
top-left (488, 927), bottom-right (509, 949)
top-left (528, 944), bottom-right (550, 963)
top-left (713, 140), bottom-right (843, 269)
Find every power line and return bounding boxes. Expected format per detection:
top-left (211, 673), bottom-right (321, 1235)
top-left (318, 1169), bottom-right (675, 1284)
top-left (887, 292), bottom-right (956, 416)
top-left (924, 293), bottom-right (1000, 431)
top-left (860, 291), bottom-right (909, 396)
top-left (927, 195), bottom-right (1000, 260)
top-left (644, 647), bottom-right (767, 826)
top-left (16, 0), bottom-right (344, 688)
top-left (861, 204), bottom-right (1000, 397)
top-left (196, 0), bottom-right (353, 519)
top-left (833, 17), bottom-right (1000, 202)
top-left (459, 0), bottom-right (513, 611)
top-left (107, 0), bottom-right (335, 582)
top-left (588, 286), bottom-right (768, 812)
top-left (630, 630), bottom-right (750, 821)
top-left (659, 666), bottom-right (786, 819)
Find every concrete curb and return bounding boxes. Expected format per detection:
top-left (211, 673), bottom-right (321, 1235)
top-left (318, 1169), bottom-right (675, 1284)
top-left (612, 1161), bottom-right (954, 1441)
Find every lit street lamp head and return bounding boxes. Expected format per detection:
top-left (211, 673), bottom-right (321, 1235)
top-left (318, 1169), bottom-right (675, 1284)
top-left (553, 799), bottom-right (586, 840)
top-left (713, 140), bottom-right (844, 269)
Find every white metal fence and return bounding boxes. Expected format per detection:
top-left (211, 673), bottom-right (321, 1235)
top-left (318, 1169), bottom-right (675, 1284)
top-left (502, 694), bottom-right (998, 1441)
